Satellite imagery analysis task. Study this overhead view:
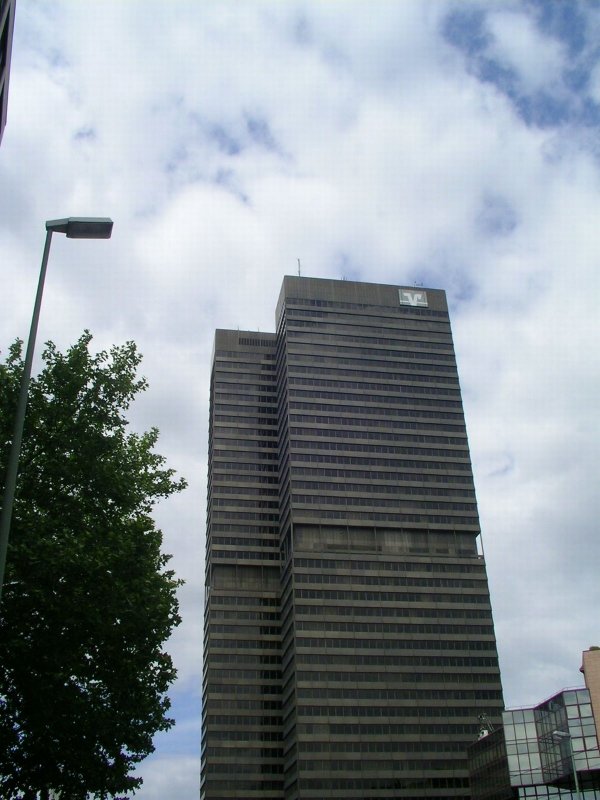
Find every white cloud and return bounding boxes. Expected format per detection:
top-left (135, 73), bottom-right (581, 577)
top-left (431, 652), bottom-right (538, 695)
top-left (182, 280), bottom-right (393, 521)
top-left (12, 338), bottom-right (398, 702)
top-left (486, 9), bottom-right (566, 94)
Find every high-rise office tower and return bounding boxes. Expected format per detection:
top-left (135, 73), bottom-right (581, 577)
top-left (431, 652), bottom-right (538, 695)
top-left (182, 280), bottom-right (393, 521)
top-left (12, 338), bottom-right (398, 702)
top-left (201, 277), bottom-right (504, 800)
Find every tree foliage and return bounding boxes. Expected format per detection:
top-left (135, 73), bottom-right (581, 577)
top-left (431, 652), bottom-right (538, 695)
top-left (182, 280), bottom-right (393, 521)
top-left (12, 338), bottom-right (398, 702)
top-left (0, 333), bottom-right (186, 799)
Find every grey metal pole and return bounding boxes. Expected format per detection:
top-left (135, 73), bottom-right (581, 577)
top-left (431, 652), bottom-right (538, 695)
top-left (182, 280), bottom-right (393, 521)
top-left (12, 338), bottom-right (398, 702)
top-left (0, 229), bottom-right (54, 603)
top-left (568, 735), bottom-right (582, 800)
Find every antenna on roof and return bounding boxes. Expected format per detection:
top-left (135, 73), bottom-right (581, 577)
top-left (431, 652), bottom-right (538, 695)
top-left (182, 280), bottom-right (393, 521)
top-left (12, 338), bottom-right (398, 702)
top-left (297, 258), bottom-right (301, 277)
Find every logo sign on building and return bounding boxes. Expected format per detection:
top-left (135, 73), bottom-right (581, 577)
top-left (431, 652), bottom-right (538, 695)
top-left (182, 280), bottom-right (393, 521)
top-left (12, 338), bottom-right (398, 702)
top-left (399, 289), bottom-right (428, 307)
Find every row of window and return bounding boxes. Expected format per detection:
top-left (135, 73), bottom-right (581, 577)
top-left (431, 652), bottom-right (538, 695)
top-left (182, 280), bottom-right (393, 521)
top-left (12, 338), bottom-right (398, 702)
top-left (214, 358), bottom-right (275, 370)
top-left (289, 363), bottom-right (458, 384)
top-left (238, 336), bottom-right (276, 348)
top-left (296, 687), bottom-right (502, 702)
top-left (294, 574), bottom-right (483, 589)
top-left (289, 387), bottom-right (461, 407)
top-left (212, 427), bottom-right (467, 457)
top-left (212, 473), bottom-right (279, 486)
top-left (289, 466), bottom-right (472, 483)
top-left (291, 479), bottom-right (473, 497)
top-left (290, 439), bottom-right (469, 458)
top-left (210, 595), bottom-right (278, 607)
top-left (215, 392), bottom-right (277, 404)
top-left (214, 370), bottom-right (275, 384)
top-left (294, 621), bottom-right (494, 640)
top-left (214, 414), bottom-right (277, 428)
top-left (294, 588), bottom-right (489, 603)
top-left (212, 536), bottom-right (278, 549)
top-left (211, 461), bottom-right (278, 473)
top-left (212, 437), bottom-right (277, 450)
top-left (207, 699), bottom-right (281, 711)
top-left (212, 469), bottom-right (475, 488)
top-left (206, 653), bottom-right (280, 664)
top-left (292, 509), bottom-right (479, 525)
top-left (287, 352), bottom-right (457, 374)
top-left (289, 428), bottom-right (467, 447)
top-left (202, 778), bottom-right (281, 790)
top-left (292, 494), bottom-right (476, 512)
top-left (206, 669), bottom-right (281, 681)
top-left (204, 746), bottom-right (282, 760)
top-left (294, 646), bottom-right (497, 667)
top-left (204, 730), bottom-right (282, 742)
top-left (287, 339), bottom-right (456, 363)
top-left (289, 413), bottom-right (465, 432)
top-left (212, 498), bottom-right (279, 509)
top-left (287, 316), bottom-right (452, 338)
top-left (288, 328), bottom-right (455, 352)
top-left (206, 714), bottom-right (280, 726)
top-left (291, 383), bottom-right (462, 407)
top-left (286, 303), bottom-right (450, 326)
top-left (209, 624), bottom-right (280, 636)
top-left (215, 380), bottom-right (276, 393)
top-left (288, 376), bottom-right (459, 395)
top-left (295, 606), bottom-right (492, 622)
top-left (291, 451), bottom-right (472, 471)
top-left (215, 485), bottom-right (278, 496)
top-left (210, 527), bottom-right (278, 538)
top-left (210, 639), bottom-right (280, 650)
top-left (298, 741), bottom-right (468, 755)
top-left (285, 776), bottom-right (469, 792)
top-left (285, 295), bottom-right (449, 318)
top-left (295, 670), bottom-right (499, 685)
top-left (295, 705), bottom-right (488, 720)
top-left (293, 558), bottom-right (483, 574)
top-left (289, 401), bottom-right (464, 423)
top-left (207, 685), bottom-right (282, 698)
top-left (214, 350), bottom-right (275, 360)
top-left (298, 723), bottom-right (477, 742)
top-left (296, 757), bottom-right (464, 772)
top-left (286, 309), bottom-right (451, 339)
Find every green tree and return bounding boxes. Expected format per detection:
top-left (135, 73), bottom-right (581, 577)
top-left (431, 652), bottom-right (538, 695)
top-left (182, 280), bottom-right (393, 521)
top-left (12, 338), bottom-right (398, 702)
top-left (0, 333), bottom-right (186, 799)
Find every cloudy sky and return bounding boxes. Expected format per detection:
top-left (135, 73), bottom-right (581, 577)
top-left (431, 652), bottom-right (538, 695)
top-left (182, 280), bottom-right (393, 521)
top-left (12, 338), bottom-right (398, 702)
top-left (2, 0), bottom-right (600, 797)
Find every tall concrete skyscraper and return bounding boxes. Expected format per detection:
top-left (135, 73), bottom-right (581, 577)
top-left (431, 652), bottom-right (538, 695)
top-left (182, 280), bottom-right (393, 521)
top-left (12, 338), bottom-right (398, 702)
top-left (201, 276), bottom-right (504, 800)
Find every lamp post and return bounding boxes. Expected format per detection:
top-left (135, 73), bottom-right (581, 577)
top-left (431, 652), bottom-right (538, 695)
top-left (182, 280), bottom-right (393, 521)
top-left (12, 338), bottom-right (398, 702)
top-left (0, 217), bottom-right (113, 603)
top-left (552, 730), bottom-right (582, 800)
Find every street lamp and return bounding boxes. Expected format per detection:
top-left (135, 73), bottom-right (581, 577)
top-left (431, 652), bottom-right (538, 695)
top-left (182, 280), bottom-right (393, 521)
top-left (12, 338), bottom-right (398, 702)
top-left (0, 217), bottom-right (113, 602)
top-left (552, 730), bottom-right (582, 800)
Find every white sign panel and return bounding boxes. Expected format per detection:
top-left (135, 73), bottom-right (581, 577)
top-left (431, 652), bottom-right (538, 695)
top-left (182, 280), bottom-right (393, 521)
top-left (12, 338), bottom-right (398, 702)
top-left (399, 289), bottom-right (428, 307)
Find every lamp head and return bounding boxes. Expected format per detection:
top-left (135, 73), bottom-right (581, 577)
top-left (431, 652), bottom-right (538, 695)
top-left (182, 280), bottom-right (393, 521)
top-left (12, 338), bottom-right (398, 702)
top-left (46, 217), bottom-right (113, 239)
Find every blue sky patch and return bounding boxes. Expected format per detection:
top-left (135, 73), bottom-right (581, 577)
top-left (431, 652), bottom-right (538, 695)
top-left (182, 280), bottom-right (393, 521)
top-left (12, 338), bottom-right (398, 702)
top-left (477, 194), bottom-right (518, 237)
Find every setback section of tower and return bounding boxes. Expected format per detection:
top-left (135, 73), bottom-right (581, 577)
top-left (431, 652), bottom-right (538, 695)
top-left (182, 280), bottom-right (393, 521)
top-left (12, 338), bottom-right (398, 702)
top-left (201, 330), bottom-right (283, 800)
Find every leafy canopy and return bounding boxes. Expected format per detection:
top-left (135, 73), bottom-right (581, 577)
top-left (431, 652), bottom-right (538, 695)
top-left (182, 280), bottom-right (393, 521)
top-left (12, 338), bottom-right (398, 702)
top-left (0, 332), bottom-right (186, 800)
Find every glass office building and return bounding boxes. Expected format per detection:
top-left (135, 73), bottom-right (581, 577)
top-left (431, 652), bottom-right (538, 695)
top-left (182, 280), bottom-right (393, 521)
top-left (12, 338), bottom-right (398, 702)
top-left (201, 276), bottom-right (504, 800)
top-left (469, 666), bottom-right (600, 800)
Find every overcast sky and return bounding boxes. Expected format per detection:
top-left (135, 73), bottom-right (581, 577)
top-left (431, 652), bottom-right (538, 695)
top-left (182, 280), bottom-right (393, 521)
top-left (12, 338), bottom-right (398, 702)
top-left (2, 1), bottom-right (600, 797)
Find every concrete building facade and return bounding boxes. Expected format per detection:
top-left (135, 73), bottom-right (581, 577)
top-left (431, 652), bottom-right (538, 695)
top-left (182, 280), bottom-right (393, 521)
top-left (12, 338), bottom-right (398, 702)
top-left (201, 276), bottom-right (504, 800)
top-left (0, 0), bottom-right (16, 145)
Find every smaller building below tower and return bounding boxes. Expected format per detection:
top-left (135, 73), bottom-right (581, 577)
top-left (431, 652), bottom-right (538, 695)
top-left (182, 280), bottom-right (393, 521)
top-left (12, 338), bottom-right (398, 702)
top-left (469, 647), bottom-right (600, 800)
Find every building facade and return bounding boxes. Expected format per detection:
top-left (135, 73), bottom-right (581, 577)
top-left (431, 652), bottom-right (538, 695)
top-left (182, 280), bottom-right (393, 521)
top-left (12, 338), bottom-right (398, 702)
top-left (0, 0), bottom-right (16, 145)
top-left (201, 276), bottom-right (504, 800)
top-left (469, 648), bottom-right (600, 800)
